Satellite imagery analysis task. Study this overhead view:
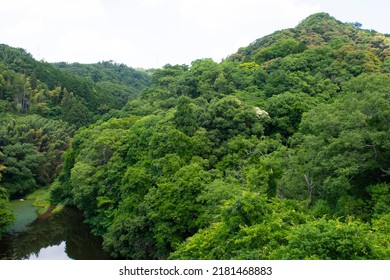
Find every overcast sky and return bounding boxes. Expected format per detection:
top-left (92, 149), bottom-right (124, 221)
top-left (0, 0), bottom-right (388, 69)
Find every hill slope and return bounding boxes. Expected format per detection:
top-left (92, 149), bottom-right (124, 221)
top-left (1, 13), bottom-right (389, 259)
top-left (0, 45), bottom-right (152, 236)
top-left (0, 44), bottom-right (151, 126)
top-left (231, 13), bottom-right (389, 64)
top-left (50, 13), bottom-right (390, 260)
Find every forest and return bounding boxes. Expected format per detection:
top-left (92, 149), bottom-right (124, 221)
top-left (0, 13), bottom-right (389, 259)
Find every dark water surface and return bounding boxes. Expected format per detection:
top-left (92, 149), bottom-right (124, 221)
top-left (0, 202), bottom-right (110, 260)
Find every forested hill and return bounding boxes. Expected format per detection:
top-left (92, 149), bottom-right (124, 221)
top-left (54, 61), bottom-right (151, 90)
top-left (0, 45), bottom-right (151, 237)
top-left (1, 13), bottom-right (390, 259)
top-left (54, 61), bottom-right (151, 106)
top-left (231, 13), bottom-right (390, 64)
top-left (0, 45), bottom-right (151, 126)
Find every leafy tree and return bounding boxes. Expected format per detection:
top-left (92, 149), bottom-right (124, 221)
top-left (143, 163), bottom-right (212, 257)
top-left (255, 38), bottom-right (307, 63)
top-left (0, 186), bottom-right (13, 239)
top-left (103, 202), bottom-right (157, 259)
top-left (273, 218), bottom-right (375, 259)
top-left (173, 96), bottom-right (199, 136)
top-left (0, 143), bottom-right (44, 197)
top-left (206, 96), bottom-right (265, 141)
top-left (170, 193), bottom-right (310, 260)
top-left (0, 114), bottom-right (73, 197)
top-left (60, 89), bottom-right (92, 127)
top-left (279, 75), bottom-right (390, 212)
top-left (264, 92), bottom-right (317, 139)
top-left (370, 214), bottom-right (390, 258)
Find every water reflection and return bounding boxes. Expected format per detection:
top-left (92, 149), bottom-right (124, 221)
top-left (0, 206), bottom-right (110, 260)
top-left (29, 241), bottom-right (70, 260)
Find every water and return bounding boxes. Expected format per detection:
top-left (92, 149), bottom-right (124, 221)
top-left (7, 200), bottom-right (38, 232)
top-left (0, 202), bottom-right (111, 260)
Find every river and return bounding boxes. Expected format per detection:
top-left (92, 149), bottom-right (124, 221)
top-left (0, 200), bottom-right (111, 260)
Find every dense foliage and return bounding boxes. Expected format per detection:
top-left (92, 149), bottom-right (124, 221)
top-left (0, 44), bottom-right (150, 234)
top-left (0, 186), bottom-right (13, 239)
top-left (54, 61), bottom-right (151, 107)
top-left (1, 13), bottom-right (389, 259)
top-left (0, 45), bottom-right (151, 126)
top-left (0, 114), bottom-right (74, 198)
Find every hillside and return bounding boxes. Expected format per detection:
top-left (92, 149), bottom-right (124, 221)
top-left (0, 45), bottom-right (151, 238)
top-left (0, 45), bottom-right (151, 126)
top-left (1, 13), bottom-right (390, 259)
top-left (54, 61), bottom-right (151, 106)
top-left (232, 13), bottom-right (389, 63)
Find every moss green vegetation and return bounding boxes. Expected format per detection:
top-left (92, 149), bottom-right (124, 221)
top-left (0, 187), bottom-right (14, 237)
top-left (51, 204), bottom-right (64, 215)
top-left (1, 13), bottom-right (389, 259)
top-left (26, 188), bottom-right (51, 215)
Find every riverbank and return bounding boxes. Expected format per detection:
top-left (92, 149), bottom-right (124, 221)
top-left (6, 188), bottom-right (63, 233)
top-left (26, 188), bottom-right (64, 217)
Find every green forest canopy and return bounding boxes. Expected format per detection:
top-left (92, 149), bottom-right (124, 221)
top-left (0, 13), bottom-right (389, 258)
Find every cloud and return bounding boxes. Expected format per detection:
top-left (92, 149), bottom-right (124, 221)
top-left (179, 0), bottom-right (320, 34)
top-left (44, 28), bottom-right (136, 64)
top-left (0, 0), bottom-right (105, 21)
top-left (0, 0), bottom-right (107, 62)
top-left (1, 0), bottom-right (384, 69)
top-left (174, 0), bottom-right (320, 65)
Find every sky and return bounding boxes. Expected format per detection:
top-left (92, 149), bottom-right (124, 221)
top-left (0, 0), bottom-right (389, 69)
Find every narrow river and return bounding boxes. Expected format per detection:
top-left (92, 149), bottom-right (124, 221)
top-left (0, 200), bottom-right (110, 260)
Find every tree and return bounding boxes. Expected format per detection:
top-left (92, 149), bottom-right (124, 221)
top-left (0, 187), bottom-right (13, 239)
top-left (273, 218), bottom-right (374, 259)
top-left (264, 92), bottom-right (317, 140)
top-left (0, 114), bottom-right (73, 197)
top-left (279, 75), bottom-right (390, 213)
top-left (0, 143), bottom-right (45, 197)
top-left (170, 194), bottom-right (310, 260)
top-left (173, 96), bottom-right (198, 136)
top-left (60, 89), bottom-right (92, 127)
top-left (144, 163), bottom-right (212, 258)
top-left (255, 38), bottom-right (307, 63)
top-left (207, 96), bottom-right (265, 141)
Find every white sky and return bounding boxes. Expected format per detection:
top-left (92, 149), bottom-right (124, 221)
top-left (0, 0), bottom-right (389, 69)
